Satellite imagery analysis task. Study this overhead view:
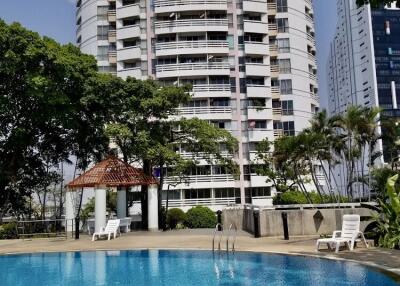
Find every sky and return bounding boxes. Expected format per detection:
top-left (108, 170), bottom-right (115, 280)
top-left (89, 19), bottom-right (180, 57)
top-left (0, 0), bottom-right (337, 109)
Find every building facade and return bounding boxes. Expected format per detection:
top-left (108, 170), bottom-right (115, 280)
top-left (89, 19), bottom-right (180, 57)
top-left (327, 0), bottom-right (400, 194)
top-left (76, 0), bottom-right (319, 211)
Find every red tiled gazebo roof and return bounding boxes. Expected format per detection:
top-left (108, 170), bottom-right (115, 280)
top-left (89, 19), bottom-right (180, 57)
top-left (66, 156), bottom-right (158, 189)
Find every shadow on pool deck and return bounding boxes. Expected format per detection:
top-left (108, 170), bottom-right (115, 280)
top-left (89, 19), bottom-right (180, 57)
top-left (0, 229), bottom-right (399, 276)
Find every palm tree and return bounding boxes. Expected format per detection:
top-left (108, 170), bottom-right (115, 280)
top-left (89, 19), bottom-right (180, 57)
top-left (332, 106), bottom-right (365, 200)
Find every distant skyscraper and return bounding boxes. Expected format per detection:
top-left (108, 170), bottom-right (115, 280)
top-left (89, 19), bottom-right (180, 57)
top-left (76, 0), bottom-right (320, 210)
top-left (327, 0), bottom-right (400, 193)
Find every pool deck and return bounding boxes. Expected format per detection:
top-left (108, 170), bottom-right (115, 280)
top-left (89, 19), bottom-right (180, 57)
top-left (0, 230), bottom-right (399, 278)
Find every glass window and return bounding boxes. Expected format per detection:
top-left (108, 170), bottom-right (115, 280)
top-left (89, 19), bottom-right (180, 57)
top-left (277, 39), bottom-right (290, 53)
top-left (283, 121), bottom-right (295, 136)
top-left (280, 79), bottom-right (292, 94)
top-left (277, 18), bottom-right (289, 33)
top-left (277, 0), bottom-right (288, 12)
top-left (97, 25), bottom-right (109, 40)
top-left (279, 59), bottom-right (291, 73)
top-left (281, 100), bottom-right (294, 115)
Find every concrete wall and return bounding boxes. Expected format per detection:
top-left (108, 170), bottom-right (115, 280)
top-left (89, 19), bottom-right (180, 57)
top-left (223, 206), bottom-right (376, 237)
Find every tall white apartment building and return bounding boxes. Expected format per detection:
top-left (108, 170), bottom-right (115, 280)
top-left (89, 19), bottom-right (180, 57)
top-left (327, 0), bottom-right (400, 194)
top-left (76, 0), bottom-right (319, 211)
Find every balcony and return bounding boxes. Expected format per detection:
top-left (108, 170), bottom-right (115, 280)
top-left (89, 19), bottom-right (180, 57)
top-left (107, 10), bottom-right (116, 22)
top-left (117, 4), bottom-right (140, 19)
top-left (164, 174), bottom-right (235, 189)
top-left (247, 85), bottom-right (270, 98)
top-left (156, 62), bottom-right (230, 78)
top-left (244, 42), bottom-right (268, 55)
top-left (117, 46), bottom-right (141, 61)
top-left (267, 2), bottom-right (277, 15)
top-left (117, 25), bottom-right (140, 39)
top-left (247, 129), bottom-right (273, 142)
top-left (268, 23), bottom-right (277, 36)
top-left (108, 51), bottom-right (117, 64)
top-left (118, 67), bottom-right (142, 79)
top-left (272, 108), bottom-right (282, 119)
top-left (108, 30), bottom-right (116, 42)
top-left (192, 84), bottom-right (231, 98)
top-left (247, 107), bottom-right (272, 120)
top-left (154, 19), bottom-right (228, 34)
top-left (271, 86), bottom-right (280, 99)
top-left (245, 63), bottom-right (270, 77)
top-left (174, 106), bottom-right (232, 120)
top-left (270, 65), bottom-right (279, 76)
top-left (308, 53), bottom-right (316, 65)
top-left (307, 33), bottom-right (316, 46)
top-left (243, 20), bottom-right (268, 34)
top-left (269, 44), bottom-right (278, 56)
top-left (153, 0), bottom-right (227, 13)
top-left (155, 40), bottom-right (229, 57)
top-left (243, 0), bottom-right (268, 13)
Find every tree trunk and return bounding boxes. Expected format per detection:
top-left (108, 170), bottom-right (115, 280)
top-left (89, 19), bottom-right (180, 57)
top-left (309, 162), bottom-right (325, 203)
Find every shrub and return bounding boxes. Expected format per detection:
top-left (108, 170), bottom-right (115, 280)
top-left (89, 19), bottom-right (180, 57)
top-left (273, 191), bottom-right (348, 205)
top-left (185, 206), bottom-right (216, 228)
top-left (0, 222), bottom-right (18, 240)
top-left (166, 208), bottom-right (186, 229)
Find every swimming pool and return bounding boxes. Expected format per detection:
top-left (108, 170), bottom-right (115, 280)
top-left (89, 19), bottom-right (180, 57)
top-left (0, 250), bottom-right (398, 285)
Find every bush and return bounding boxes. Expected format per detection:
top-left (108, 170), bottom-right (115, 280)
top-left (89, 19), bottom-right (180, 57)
top-left (166, 208), bottom-right (186, 229)
top-left (273, 191), bottom-right (348, 205)
top-left (185, 206), bottom-right (216, 228)
top-left (0, 222), bottom-right (18, 240)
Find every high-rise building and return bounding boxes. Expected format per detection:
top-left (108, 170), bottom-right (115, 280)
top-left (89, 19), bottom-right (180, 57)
top-left (76, 0), bottom-right (319, 211)
top-left (327, 0), bottom-right (399, 193)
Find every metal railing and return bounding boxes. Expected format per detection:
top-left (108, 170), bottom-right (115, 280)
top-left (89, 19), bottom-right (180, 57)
top-left (175, 106), bottom-right (232, 115)
top-left (154, 0), bottom-right (227, 8)
top-left (212, 223), bottom-right (224, 251)
top-left (156, 62), bottom-right (230, 73)
top-left (226, 223), bottom-right (237, 252)
top-left (155, 19), bottom-right (228, 29)
top-left (163, 197), bottom-right (238, 208)
top-left (16, 218), bottom-right (74, 239)
top-left (155, 40), bottom-right (228, 51)
top-left (192, 84), bottom-right (231, 93)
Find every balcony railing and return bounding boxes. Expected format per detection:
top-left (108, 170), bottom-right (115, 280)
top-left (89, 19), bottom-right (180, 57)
top-left (175, 106), bottom-right (232, 115)
top-left (268, 23), bottom-right (277, 33)
top-left (154, 19), bottom-right (228, 29)
top-left (154, 0), bottom-right (227, 8)
top-left (272, 108), bottom-right (282, 116)
top-left (156, 62), bottom-right (230, 73)
top-left (155, 40), bottom-right (228, 51)
top-left (192, 84), bottom-right (231, 93)
top-left (273, 129), bottom-right (284, 137)
top-left (178, 151), bottom-right (234, 160)
top-left (164, 174), bottom-right (235, 184)
top-left (270, 65), bottom-right (279, 73)
top-left (162, 197), bottom-right (237, 208)
top-left (267, 2), bottom-right (277, 12)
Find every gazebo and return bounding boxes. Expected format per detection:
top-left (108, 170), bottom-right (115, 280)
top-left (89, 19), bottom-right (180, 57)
top-left (66, 156), bottom-right (159, 233)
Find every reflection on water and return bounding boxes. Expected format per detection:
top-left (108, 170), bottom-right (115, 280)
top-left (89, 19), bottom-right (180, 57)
top-left (0, 250), bottom-right (398, 286)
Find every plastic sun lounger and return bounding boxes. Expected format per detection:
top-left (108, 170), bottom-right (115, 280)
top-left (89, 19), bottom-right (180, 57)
top-left (316, 214), bottom-right (369, 253)
top-left (92, 219), bottom-right (120, 241)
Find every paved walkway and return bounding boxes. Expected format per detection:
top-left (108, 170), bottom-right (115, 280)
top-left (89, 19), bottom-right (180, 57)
top-left (0, 230), bottom-right (399, 278)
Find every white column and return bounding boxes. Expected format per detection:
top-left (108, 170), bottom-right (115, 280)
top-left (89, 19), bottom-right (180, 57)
top-left (147, 184), bottom-right (159, 231)
top-left (65, 190), bottom-right (75, 233)
top-left (95, 186), bottom-right (107, 233)
top-left (391, 81), bottom-right (398, 109)
top-left (117, 187), bottom-right (127, 218)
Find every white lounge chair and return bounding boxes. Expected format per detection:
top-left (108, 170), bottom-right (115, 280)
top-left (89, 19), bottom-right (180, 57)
top-left (316, 214), bottom-right (369, 253)
top-left (92, 219), bottom-right (120, 241)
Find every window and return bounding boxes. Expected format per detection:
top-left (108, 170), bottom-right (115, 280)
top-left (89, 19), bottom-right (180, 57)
top-left (250, 187), bottom-right (271, 197)
top-left (161, 190), bottom-right (181, 200)
top-left (277, 0), bottom-right (288, 12)
top-left (97, 6), bottom-right (108, 21)
top-left (277, 38), bottom-right (290, 53)
top-left (184, 189), bottom-right (211, 199)
top-left (280, 79), bottom-right (292, 94)
top-left (279, 59), bottom-right (291, 73)
top-left (97, 25), bottom-right (109, 40)
top-left (97, 46), bottom-right (109, 61)
top-left (215, 188), bottom-right (240, 198)
top-left (283, 121), bottom-right (295, 136)
top-left (123, 38), bottom-right (138, 48)
top-left (277, 18), bottom-right (289, 33)
top-left (254, 120), bottom-right (267, 129)
top-left (122, 17), bottom-right (139, 26)
top-left (281, 100), bottom-right (294, 115)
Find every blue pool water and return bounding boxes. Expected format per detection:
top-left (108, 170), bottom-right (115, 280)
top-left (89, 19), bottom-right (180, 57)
top-left (0, 250), bottom-right (398, 286)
